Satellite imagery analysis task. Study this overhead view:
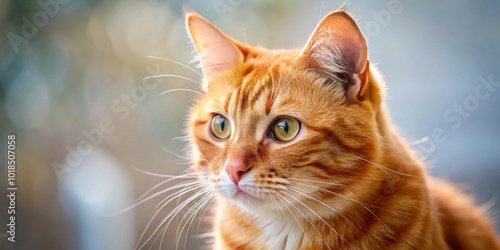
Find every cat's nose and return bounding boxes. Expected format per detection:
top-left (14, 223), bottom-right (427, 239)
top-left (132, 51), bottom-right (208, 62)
top-left (224, 151), bottom-right (252, 185)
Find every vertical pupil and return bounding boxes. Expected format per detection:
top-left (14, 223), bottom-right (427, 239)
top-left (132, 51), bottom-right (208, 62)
top-left (219, 118), bottom-right (225, 131)
top-left (279, 121), bottom-right (289, 134)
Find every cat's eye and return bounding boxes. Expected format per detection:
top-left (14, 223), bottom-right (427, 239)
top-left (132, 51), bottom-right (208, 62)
top-left (210, 114), bottom-right (231, 139)
top-left (270, 117), bottom-right (300, 142)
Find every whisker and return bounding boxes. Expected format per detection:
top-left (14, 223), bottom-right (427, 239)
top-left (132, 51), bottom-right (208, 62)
top-left (131, 166), bottom-right (201, 179)
top-left (288, 176), bottom-right (384, 183)
top-left (158, 225), bottom-right (168, 250)
top-left (356, 157), bottom-right (413, 177)
top-left (146, 56), bottom-right (202, 76)
top-left (274, 191), bottom-right (317, 245)
top-left (135, 173), bottom-right (208, 203)
top-left (153, 188), bottom-right (213, 249)
top-left (287, 178), bottom-right (348, 187)
top-left (137, 184), bottom-right (206, 250)
top-left (154, 181), bottom-right (206, 212)
top-left (280, 52), bottom-right (302, 90)
top-left (176, 191), bottom-right (216, 250)
top-left (144, 74), bottom-right (201, 86)
top-left (137, 188), bottom-right (213, 249)
top-left (196, 194), bottom-right (217, 234)
top-left (137, 178), bottom-right (194, 205)
top-left (150, 220), bottom-right (170, 250)
top-left (158, 88), bottom-right (205, 96)
top-left (282, 190), bottom-right (355, 249)
top-left (275, 64), bottom-right (284, 100)
top-left (276, 68), bottom-right (314, 100)
top-left (110, 179), bottom-right (204, 217)
top-left (160, 146), bottom-right (191, 162)
top-left (171, 173), bottom-right (211, 210)
top-left (159, 188), bottom-right (211, 249)
top-left (288, 187), bottom-right (361, 233)
top-left (407, 136), bottom-right (429, 145)
top-left (143, 189), bottom-right (209, 249)
top-left (294, 182), bottom-right (392, 234)
top-left (171, 135), bottom-right (189, 142)
top-left (267, 68), bottom-right (277, 104)
top-left (268, 194), bottom-right (300, 245)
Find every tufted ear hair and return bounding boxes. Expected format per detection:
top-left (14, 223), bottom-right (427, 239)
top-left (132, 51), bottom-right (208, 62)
top-left (185, 10), bottom-right (244, 91)
top-left (299, 10), bottom-right (369, 101)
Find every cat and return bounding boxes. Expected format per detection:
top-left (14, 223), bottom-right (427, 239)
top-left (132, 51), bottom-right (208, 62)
top-left (183, 9), bottom-right (500, 250)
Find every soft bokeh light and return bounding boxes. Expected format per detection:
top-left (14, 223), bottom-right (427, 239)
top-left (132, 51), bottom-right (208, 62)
top-left (6, 69), bottom-right (51, 129)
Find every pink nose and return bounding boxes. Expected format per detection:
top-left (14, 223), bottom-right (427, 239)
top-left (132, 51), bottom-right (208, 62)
top-left (224, 151), bottom-right (251, 185)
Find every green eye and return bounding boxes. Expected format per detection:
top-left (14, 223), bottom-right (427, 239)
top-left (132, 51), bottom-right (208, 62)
top-left (270, 117), bottom-right (300, 142)
top-left (210, 114), bottom-right (231, 139)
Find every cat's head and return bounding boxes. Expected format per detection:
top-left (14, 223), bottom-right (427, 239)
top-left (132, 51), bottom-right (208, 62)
top-left (185, 10), bottom-right (384, 214)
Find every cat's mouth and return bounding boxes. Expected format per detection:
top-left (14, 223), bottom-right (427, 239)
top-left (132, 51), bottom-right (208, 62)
top-left (218, 182), bottom-right (264, 204)
top-left (229, 184), bottom-right (258, 201)
top-left (214, 172), bottom-right (275, 206)
top-left (233, 187), bottom-right (251, 199)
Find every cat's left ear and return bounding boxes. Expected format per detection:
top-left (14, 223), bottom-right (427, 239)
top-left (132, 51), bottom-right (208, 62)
top-left (299, 10), bottom-right (369, 101)
top-left (185, 10), bottom-right (244, 91)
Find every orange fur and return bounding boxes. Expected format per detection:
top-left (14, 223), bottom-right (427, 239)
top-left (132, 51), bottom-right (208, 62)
top-left (185, 10), bottom-right (500, 250)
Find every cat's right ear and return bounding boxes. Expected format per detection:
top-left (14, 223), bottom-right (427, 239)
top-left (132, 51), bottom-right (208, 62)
top-left (299, 10), bottom-right (369, 102)
top-left (185, 11), bottom-right (244, 90)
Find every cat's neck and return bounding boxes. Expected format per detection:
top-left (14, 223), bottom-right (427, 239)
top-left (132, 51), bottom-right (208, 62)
top-left (215, 199), bottom-right (306, 249)
top-left (368, 66), bottom-right (426, 176)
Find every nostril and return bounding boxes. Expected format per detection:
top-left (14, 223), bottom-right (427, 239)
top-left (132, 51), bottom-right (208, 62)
top-left (237, 170), bottom-right (246, 177)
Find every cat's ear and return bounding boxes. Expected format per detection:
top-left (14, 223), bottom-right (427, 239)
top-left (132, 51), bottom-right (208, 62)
top-left (185, 11), bottom-right (244, 90)
top-left (300, 10), bottom-right (369, 101)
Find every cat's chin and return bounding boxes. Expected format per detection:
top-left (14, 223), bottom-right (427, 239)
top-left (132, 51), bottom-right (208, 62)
top-left (233, 190), bottom-right (259, 205)
top-left (226, 196), bottom-right (276, 214)
top-left (218, 186), bottom-right (273, 211)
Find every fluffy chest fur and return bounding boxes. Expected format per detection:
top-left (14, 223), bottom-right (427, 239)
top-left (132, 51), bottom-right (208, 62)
top-left (253, 211), bottom-right (301, 249)
top-left (214, 200), bottom-right (306, 250)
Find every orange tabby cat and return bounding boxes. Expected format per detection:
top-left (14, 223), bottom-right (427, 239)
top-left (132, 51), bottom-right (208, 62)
top-left (184, 9), bottom-right (500, 250)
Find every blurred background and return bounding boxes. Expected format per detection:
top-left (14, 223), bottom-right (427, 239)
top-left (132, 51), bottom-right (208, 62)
top-left (0, 0), bottom-right (499, 249)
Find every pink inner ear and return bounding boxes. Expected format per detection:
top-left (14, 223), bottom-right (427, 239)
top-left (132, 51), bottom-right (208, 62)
top-left (332, 30), bottom-right (367, 74)
top-left (324, 13), bottom-right (367, 75)
top-left (300, 11), bottom-right (369, 101)
top-left (302, 11), bottom-right (368, 75)
top-left (186, 14), bottom-right (243, 77)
